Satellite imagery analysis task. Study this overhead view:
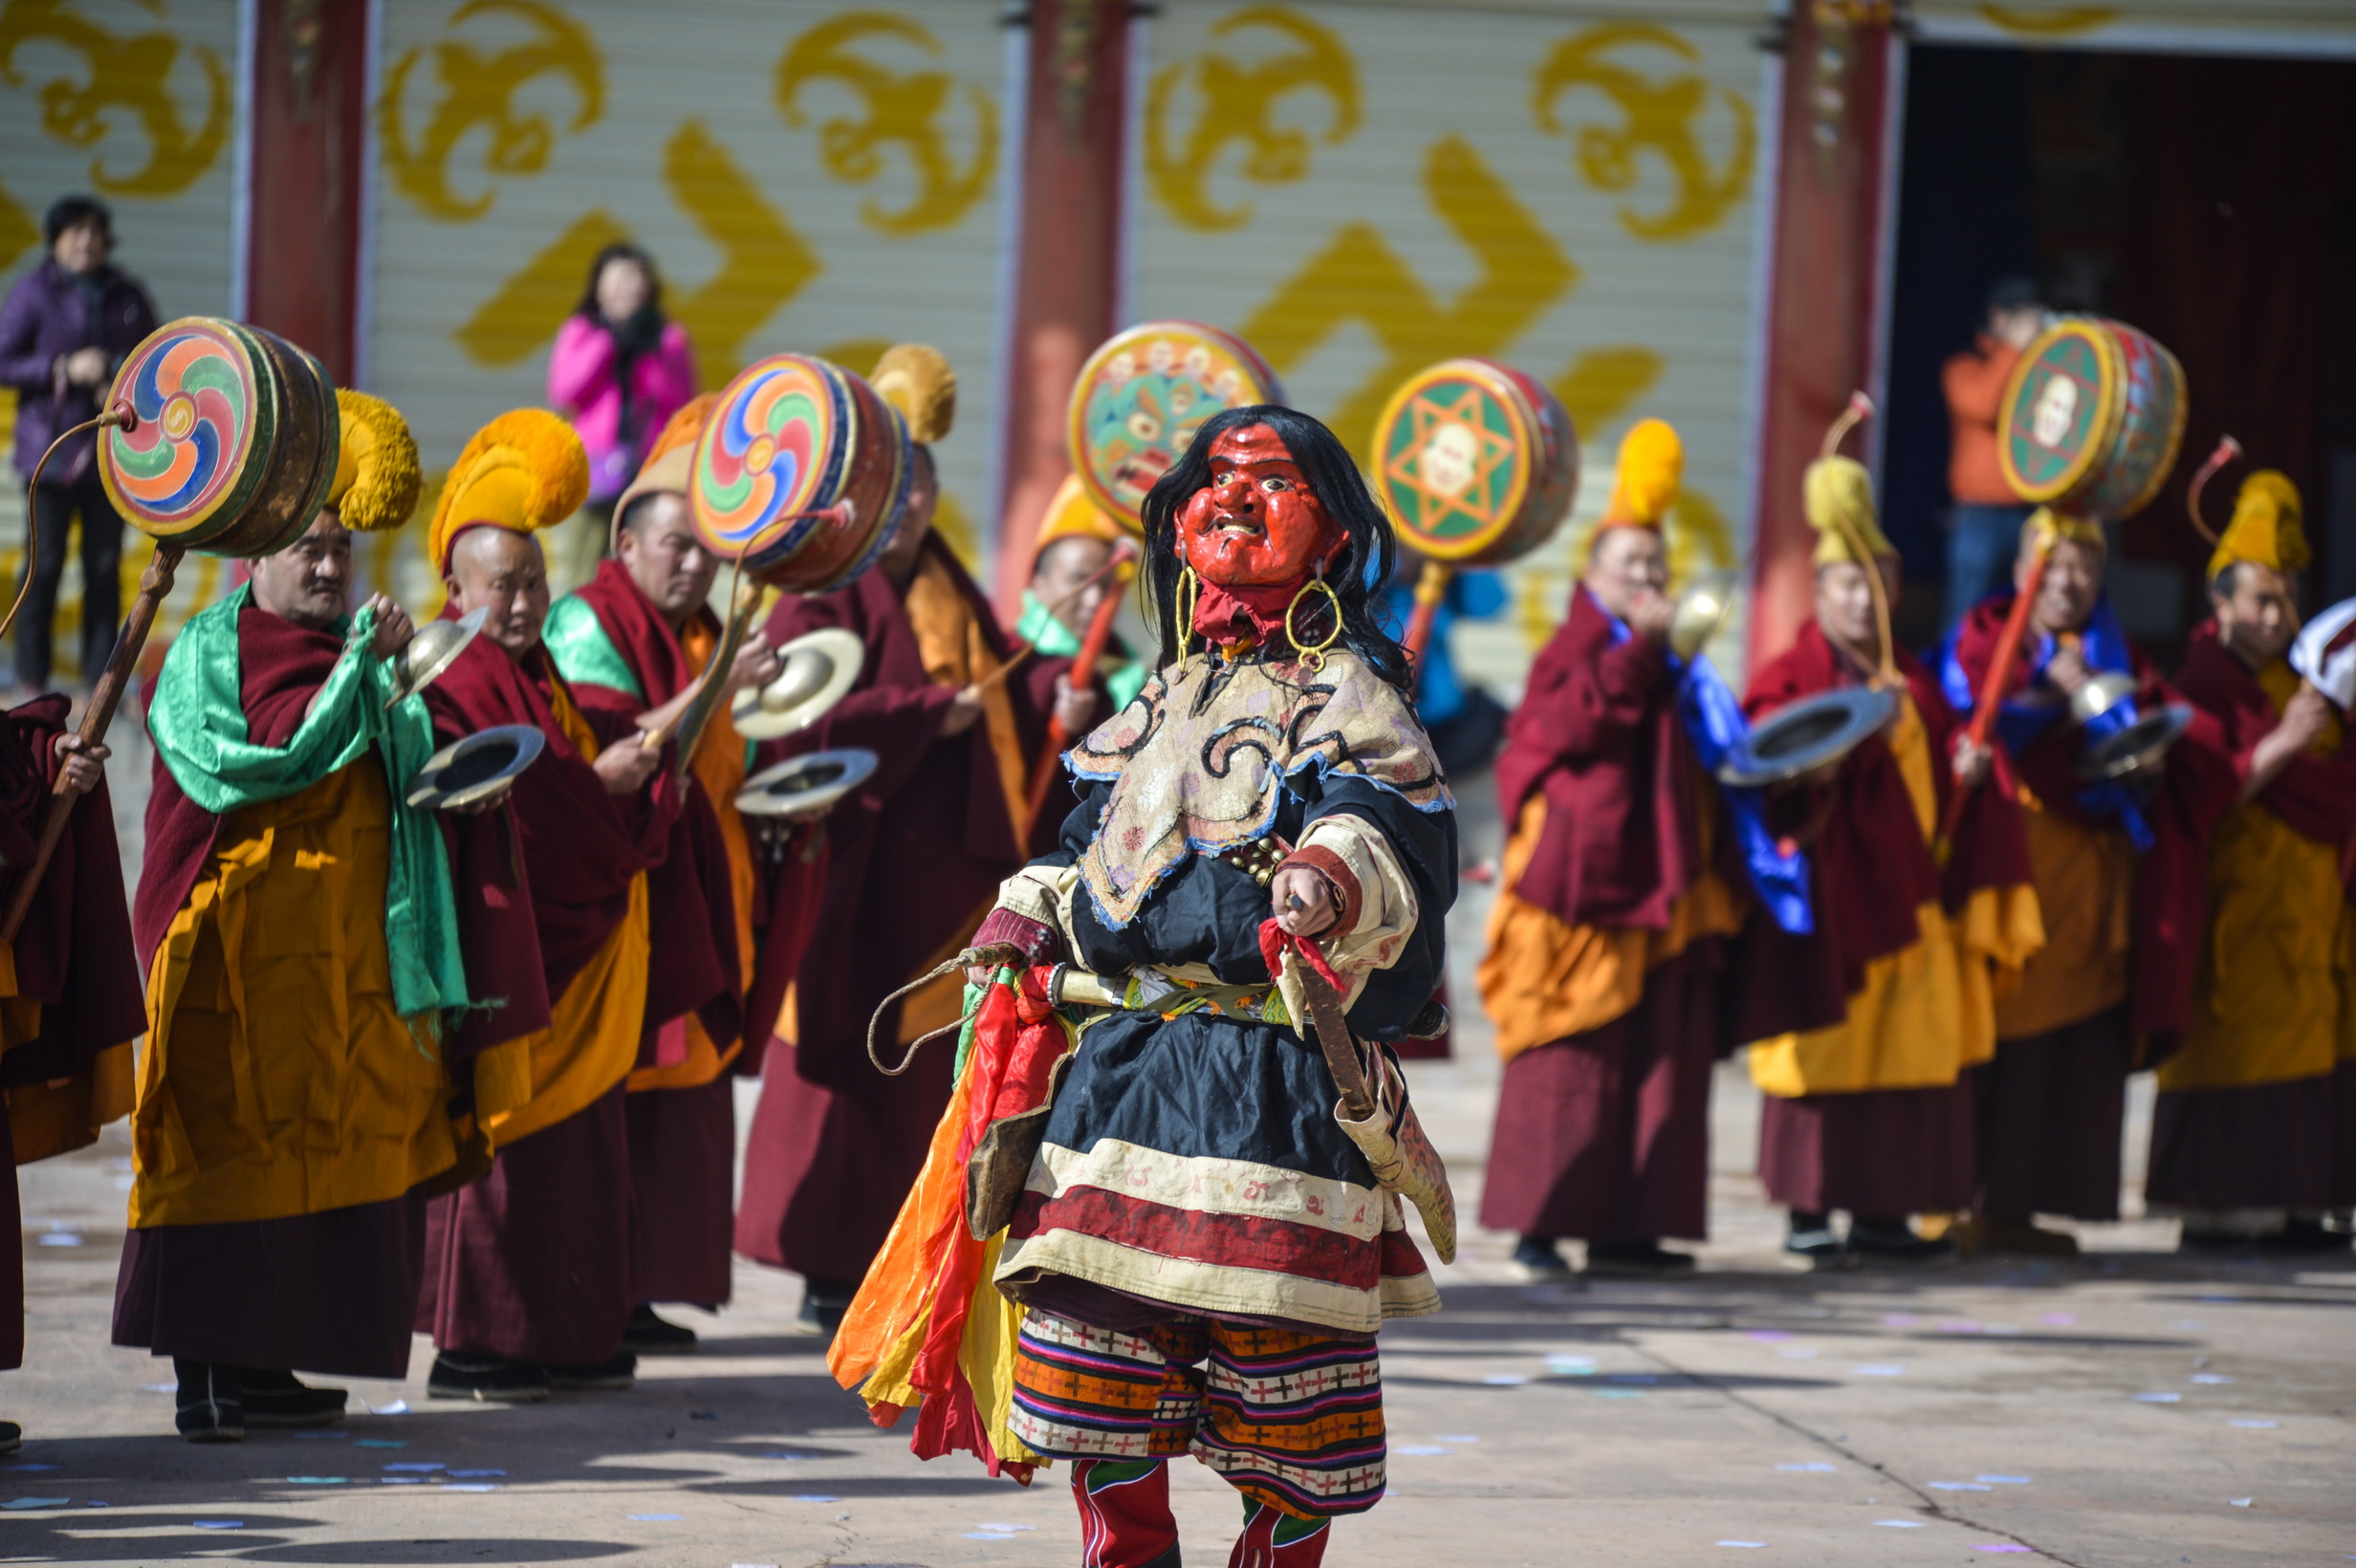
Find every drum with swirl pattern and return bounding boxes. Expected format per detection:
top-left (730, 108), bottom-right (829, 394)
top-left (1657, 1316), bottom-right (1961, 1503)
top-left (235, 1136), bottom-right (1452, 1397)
top-left (690, 352), bottom-right (909, 594)
top-left (99, 316), bottom-right (339, 557)
top-left (1998, 316), bottom-right (2188, 521)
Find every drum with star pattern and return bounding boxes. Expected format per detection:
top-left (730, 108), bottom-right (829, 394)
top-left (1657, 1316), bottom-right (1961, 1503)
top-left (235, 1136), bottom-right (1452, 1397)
top-left (1371, 358), bottom-right (1578, 566)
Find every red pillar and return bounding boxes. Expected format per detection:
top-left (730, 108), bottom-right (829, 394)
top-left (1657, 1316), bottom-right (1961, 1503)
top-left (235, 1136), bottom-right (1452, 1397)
top-left (1747, 6), bottom-right (1898, 667)
top-left (243, 0), bottom-right (370, 384)
top-left (992, 0), bottom-right (1132, 616)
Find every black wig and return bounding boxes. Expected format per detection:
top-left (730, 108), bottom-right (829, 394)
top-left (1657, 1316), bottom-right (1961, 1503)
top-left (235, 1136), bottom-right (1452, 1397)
top-left (1138, 403), bottom-right (1411, 691)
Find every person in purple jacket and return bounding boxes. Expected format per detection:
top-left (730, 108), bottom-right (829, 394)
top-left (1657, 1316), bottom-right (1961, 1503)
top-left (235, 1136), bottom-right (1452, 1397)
top-left (0, 195), bottom-right (158, 695)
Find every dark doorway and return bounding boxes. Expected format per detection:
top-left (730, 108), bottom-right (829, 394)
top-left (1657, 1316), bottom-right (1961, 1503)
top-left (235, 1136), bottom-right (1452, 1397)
top-left (1882, 42), bottom-right (2356, 661)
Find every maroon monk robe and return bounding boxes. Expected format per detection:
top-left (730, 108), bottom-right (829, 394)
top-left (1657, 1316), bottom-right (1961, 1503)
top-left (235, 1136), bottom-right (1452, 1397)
top-left (1739, 623), bottom-right (2033, 1216)
top-left (2146, 621), bottom-right (2356, 1213)
top-left (412, 629), bottom-right (684, 1367)
top-left (116, 602), bottom-right (438, 1379)
top-left (1478, 585), bottom-right (1734, 1246)
top-left (0, 696), bottom-right (143, 1373)
top-left (565, 558), bottom-right (748, 1308)
top-left (1949, 597), bottom-right (2238, 1224)
top-left (735, 534), bottom-right (1045, 1292)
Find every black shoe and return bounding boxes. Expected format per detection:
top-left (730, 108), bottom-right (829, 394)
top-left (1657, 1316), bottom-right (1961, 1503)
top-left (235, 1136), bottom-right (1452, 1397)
top-left (0, 1420), bottom-right (19, 1454)
top-left (547, 1349), bottom-right (636, 1391)
top-left (622, 1304), bottom-right (699, 1355)
top-left (2258, 1217), bottom-right (2352, 1253)
top-left (795, 1280), bottom-right (853, 1340)
top-left (1584, 1241), bottom-right (1697, 1277)
top-left (1782, 1224), bottom-right (1854, 1273)
top-left (427, 1353), bottom-right (551, 1404)
top-left (237, 1368), bottom-right (349, 1426)
top-left (173, 1361), bottom-right (244, 1442)
top-left (1511, 1236), bottom-right (1573, 1282)
top-left (1848, 1217), bottom-right (1959, 1265)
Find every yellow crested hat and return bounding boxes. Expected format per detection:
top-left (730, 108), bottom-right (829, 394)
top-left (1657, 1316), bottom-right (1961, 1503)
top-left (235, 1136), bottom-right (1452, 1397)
top-left (611, 392), bottom-right (720, 543)
top-left (2208, 469), bottom-right (2307, 580)
top-left (2025, 506), bottom-right (2105, 556)
top-left (1035, 472), bottom-right (1136, 557)
top-left (326, 391), bottom-right (422, 534)
top-left (1597, 418), bottom-right (1681, 534)
top-left (870, 343), bottom-right (956, 445)
top-left (428, 409), bottom-right (588, 572)
top-left (1803, 455), bottom-right (1896, 568)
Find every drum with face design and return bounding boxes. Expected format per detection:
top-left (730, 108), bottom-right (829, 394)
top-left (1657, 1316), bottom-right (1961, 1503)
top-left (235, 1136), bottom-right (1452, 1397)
top-left (1067, 322), bottom-right (1283, 531)
top-left (690, 351), bottom-right (910, 593)
top-left (1371, 357), bottom-right (1579, 567)
top-left (1997, 316), bottom-right (2188, 520)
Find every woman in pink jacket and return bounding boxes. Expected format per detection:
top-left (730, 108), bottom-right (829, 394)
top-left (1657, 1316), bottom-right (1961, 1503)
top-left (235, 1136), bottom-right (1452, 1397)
top-left (547, 243), bottom-right (697, 527)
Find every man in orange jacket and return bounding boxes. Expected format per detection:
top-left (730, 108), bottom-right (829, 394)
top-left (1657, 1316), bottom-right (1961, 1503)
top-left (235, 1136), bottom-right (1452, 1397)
top-left (1941, 275), bottom-right (2044, 633)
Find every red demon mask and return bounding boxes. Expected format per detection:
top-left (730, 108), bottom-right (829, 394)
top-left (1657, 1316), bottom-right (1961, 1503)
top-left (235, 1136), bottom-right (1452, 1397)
top-left (1174, 424), bottom-right (1343, 590)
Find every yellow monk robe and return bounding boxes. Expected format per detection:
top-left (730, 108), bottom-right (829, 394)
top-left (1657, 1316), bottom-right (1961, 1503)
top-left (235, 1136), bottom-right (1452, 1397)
top-left (0, 947), bottom-right (135, 1166)
top-left (1749, 695), bottom-right (2044, 1098)
top-left (469, 673), bottom-right (651, 1145)
top-left (2164, 663), bottom-right (2351, 1093)
top-left (628, 616), bottom-right (752, 1092)
top-left (132, 760), bottom-right (456, 1228)
top-left (1477, 795), bottom-right (1743, 1063)
top-left (1995, 801), bottom-right (2134, 1043)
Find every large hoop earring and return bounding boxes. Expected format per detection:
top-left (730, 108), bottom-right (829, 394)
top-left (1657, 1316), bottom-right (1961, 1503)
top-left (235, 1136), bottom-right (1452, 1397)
top-left (1175, 565), bottom-right (1201, 658)
top-left (1284, 577), bottom-right (1342, 673)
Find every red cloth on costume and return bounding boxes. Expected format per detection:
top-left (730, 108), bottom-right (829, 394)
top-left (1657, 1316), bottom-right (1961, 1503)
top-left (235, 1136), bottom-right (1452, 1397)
top-left (1493, 585), bottom-right (1701, 932)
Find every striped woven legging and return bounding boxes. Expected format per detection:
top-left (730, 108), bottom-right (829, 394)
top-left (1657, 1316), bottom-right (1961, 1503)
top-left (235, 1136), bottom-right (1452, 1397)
top-left (1008, 1308), bottom-right (1386, 1518)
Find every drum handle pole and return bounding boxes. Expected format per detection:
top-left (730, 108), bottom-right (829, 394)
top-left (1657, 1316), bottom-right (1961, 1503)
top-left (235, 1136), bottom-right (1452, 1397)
top-left (2185, 434), bottom-right (2241, 546)
top-left (1933, 536), bottom-right (2049, 860)
top-left (1402, 560), bottom-right (1452, 686)
top-left (1021, 543), bottom-right (1138, 837)
top-left (3, 539), bottom-right (185, 943)
top-left (2, 401), bottom-right (139, 644)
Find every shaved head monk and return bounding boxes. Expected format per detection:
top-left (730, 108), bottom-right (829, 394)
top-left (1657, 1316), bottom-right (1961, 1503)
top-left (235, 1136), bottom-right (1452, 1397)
top-left (114, 394), bottom-right (478, 1440)
top-left (412, 410), bottom-right (715, 1404)
top-left (2151, 473), bottom-right (2356, 1252)
top-left (1474, 419), bottom-right (1744, 1280)
top-left (542, 395), bottom-right (779, 1354)
top-left (1939, 510), bottom-right (2236, 1255)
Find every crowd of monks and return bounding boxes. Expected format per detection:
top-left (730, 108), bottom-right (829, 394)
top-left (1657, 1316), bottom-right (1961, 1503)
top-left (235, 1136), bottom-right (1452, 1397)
top-left (1479, 420), bottom-right (2355, 1276)
top-left (0, 360), bottom-right (2348, 1453)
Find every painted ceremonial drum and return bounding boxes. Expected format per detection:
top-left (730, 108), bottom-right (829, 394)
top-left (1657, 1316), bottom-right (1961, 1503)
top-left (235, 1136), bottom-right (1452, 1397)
top-left (99, 316), bottom-right (340, 557)
top-left (1997, 316), bottom-right (2188, 520)
top-left (1067, 321), bottom-right (1283, 531)
top-left (1371, 357), bottom-right (1578, 566)
top-left (690, 352), bottom-right (910, 595)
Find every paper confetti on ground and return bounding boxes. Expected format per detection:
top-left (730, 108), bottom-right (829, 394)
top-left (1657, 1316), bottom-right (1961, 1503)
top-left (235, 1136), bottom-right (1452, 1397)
top-left (1971, 1545), bottom-right (2031, 1554)
top-left (1776, 1463), bottom-right (1835, 1472)
top-left (286, 1477), bottom-right (346, 1485)
top-left (1716, 1539), bottom-right (1766, 1548)
top-left (1852, 1364), bottom-right (1906, 1377)
top-left (193, 1520), bottom-right (244, 1529)
top-left (1931, 1482), bottom-right (1993, 1492)
top-left (2228, 1420), bottom-right (2278, 1429)
top-left (1979, 1475), bottom-right (2032, 1485)
top-left (2189, 1374), bottom-right (2235, 1384)
top-left (2133, 1393), bottom-right (2182, 1404)
top-left (629, 1513), bottom-right (684, 1520)
top-left (1874, 1520), bottom-right (1927, 1529)
top-left (1394, 1446), bottom-right (1451, 1456)
top-left (3, 1498), bottom-right (67, 1510)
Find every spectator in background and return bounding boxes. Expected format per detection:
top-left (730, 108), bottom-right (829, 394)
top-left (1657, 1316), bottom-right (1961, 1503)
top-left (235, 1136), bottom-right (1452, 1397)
top-left (1941, 275), bottom-right (2045, 636)
top-left (1384, 551), bottom-right (1510, 777)
top-left (547, 243), bottom-right (695, 577)
top-left (0, 195), bottom-right (158, 695)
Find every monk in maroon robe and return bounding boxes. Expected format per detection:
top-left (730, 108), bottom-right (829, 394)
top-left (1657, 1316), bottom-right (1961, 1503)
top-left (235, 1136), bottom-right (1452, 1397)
top-left (2150, 477), bottom-right (2356, 1251)
top-left (1, 698), bottom-right (141, 1448)
top-left (411, 410), bottom-right (716, 1401)
top-left (734, 444), bottom-right (1058, 1333)
top-left (1734, 457), bottom-right (2038, 1268)
top-left (545, 398), bottom-right (774, 1352)
top-left (1943, 512), bottom-right (2236, 1253)
top-left (1474, 421), bottom-right (1745, 1278)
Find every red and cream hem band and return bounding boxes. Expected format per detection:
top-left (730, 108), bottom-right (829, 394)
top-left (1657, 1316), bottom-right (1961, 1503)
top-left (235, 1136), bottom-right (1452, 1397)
top-left (1008, 1310), bottom-right (1388, 1520)
top-left (996, 1138), bottom-right (1440, 1335)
